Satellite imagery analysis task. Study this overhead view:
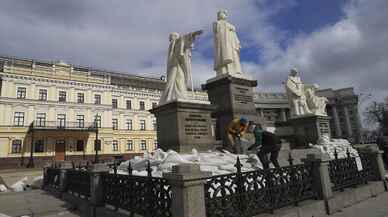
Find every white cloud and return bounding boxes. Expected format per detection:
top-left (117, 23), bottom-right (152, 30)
top-left (252, 0), bottom-right (388, 104)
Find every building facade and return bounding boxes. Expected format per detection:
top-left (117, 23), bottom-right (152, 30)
top-left (0, 55), bottom-right (363, 168)
top-left (254, 88), bottom-right (362, 143)
top-left (0, 56), bottom-right (166, 168)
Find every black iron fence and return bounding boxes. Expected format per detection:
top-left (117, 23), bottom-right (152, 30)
top-left (66, 169), bottom-right (91, 199)
top-left (43, 167), bottom-right (61, 189)
top-left (329, 149), bottom-right (380, 192)
top-left (204, 157), bottom-right (316, 217)
top-left (101, 162), bottom-right (172, 217)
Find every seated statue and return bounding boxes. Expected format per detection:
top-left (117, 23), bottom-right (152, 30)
top-left (285, 68), bottom-right (311, 117)
top-left (305, 84), bottom-right (328, 116)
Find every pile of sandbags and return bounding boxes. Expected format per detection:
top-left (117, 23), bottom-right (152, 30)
top-left (118, 149), bottom-right (262, 177)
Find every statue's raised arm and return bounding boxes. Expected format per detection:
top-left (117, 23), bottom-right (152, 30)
top-left (159, 30), bottom-right (203, 105)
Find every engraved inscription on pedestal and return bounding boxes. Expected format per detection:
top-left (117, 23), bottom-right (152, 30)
top-left (319, 120), bottom-right (330, 136)
top-left (183, 113), bottom-right (210, 140)
top-left (233, 86), bottom-right (253, 105)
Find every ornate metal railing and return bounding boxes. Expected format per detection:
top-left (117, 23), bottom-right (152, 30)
top-left (31, 121), bottom-right (97, 131)
top-left (358, 151), bottom-right (380, 182)
top-left (102, 162), bottom-right (172, 217)
top-left (328, 149), bottom-right (378, 192)
top-left (66, 170), bottom-right (91, 199)
top-left (44, 168), bottom-right (61, 189)
top-left (204, 157), bottom-right (316, 217)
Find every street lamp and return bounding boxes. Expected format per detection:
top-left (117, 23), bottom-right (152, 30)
top-left (26, 123), bottom-right (34, 168)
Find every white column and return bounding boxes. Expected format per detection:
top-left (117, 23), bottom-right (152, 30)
top-left (331, 106), bottom-right (342, 137)
top-left (343, 106), bottom-right (353, 137)
top-left (280, 108), bottom-right (287, 121)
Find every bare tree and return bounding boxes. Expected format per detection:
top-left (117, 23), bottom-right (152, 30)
top-left (363, 101), bottom-right (385, 131)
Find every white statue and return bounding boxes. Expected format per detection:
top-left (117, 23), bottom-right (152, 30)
top-left (285, 69), bottom-right (328, 117)
top-left (159, 30), bottom-right (203, 105)
top-left (213, 10), bottom-right (243, 77)
top-left (305, 84), bottom-right (328, 116)
top-left (285, 69), bottom-right (311, 116)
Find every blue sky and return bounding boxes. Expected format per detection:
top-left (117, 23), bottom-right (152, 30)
top-left (0, 0), bottom-right (387, 122)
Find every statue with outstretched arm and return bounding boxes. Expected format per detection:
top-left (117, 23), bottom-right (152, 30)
top-left (159, 30), bottom-right (203, 104)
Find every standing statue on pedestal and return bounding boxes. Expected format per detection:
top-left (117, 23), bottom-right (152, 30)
top-left (159, 30), bottom-right (203, 105)
top-left (213, 10), bottom-right (243, 77)
top-left (285, 68), bottom-right (328, 117)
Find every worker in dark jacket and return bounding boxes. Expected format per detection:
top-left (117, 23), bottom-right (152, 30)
top-left (248, 124), bottom-right (281, 170)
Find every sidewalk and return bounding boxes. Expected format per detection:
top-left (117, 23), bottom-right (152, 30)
top-left (0, 168), bottom-right (42, 187)
top-left (0, 190), bottom-right (81, 217)
top-left (324, 191), bottom-right (388, 217)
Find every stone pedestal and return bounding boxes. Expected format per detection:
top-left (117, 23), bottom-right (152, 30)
top-left (163, 164), bottom-right (211, 217)
top-left (202, 75), bottom-right (259, 144)
top-left (288, 115), bottom-right (331, 146)
top-left (150, 100), bottom-right (217, 153)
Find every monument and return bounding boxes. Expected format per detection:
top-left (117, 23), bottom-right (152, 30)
top-left (284, 68), bottom-right (331, 146)
top-left (151, 30), bottom-right (216, 153)
top-left (203, 10), bottom-right (259, 146)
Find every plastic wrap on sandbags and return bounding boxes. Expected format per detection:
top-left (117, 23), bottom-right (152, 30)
top-left (10, 177), bottom-right (28, 192)
top-left (0, 184), bottom-right (7, 192)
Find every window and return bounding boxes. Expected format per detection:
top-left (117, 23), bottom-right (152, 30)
top-left (152, 120), bottom-right (157, 131)
top-left (39, 89), bottom-right (47, 101)
top-left (126, 119), bottom-right (133, 130)
top-left (152, 102), bottom-right (158, 109)
top-left (154, 140), bottom-right (158, 150)
top-left (94, 94), bottom-right (101, 105)
top-left (17, 87), bottom-right (26, 99)
top-left (112, 140), bottom-right (118, 151)
top-left (126, 100), bottom-right (132, 110)
top-left (14, 112), bottom-right (24, 126)
top-left (126, 140), bottom-right (133, 151)
top-left (58, 91), bottom-right (66, 102)
top-left (112, 99), bottom-right (118, 109)
top-left (77, 93), bottom-right (84, 104)
top-left (139, 101), bottom-right (145, 110)
top-left (36, 113), bottom-right (46, 127)
top-left (11, 140), bottom-right (22, 153)
top-left (140, 120), bottom-right (146, 131)
top-left (34, 140), bottom-right (44, 153)
top-left (76, 115), bottom-right (84, 128)
top-left (112, 118), bottom-right (118, 130)
top-left (76, 140), bottom-right (84, 152)
top-left (57, 114), bottom-right (66, 128)
top-left (94, 115), bottom-right (101, 128)
top-left (140, 140), bottom-right (147, 151)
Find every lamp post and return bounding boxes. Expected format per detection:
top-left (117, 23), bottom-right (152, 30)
top-left (94, 126), bottom-right (99, 163)
top-left (26, 122), bottom-right (34, 168)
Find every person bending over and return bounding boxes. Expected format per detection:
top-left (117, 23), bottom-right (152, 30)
top-left (226, 117), bottom-right (249, 154)
top-left (248, 124), bottom-right (281, 170)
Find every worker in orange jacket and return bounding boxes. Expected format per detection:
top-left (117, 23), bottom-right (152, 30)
top-left (226, 117), bottom-right (249, 154)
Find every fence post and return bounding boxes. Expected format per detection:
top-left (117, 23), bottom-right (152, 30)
top-left (363, 146), bottom-right (387, 189)
top-left (302, 153), bottom-right (336, 214)
top-left (163, 164), bottom-right (211, 217)
top-left (59, 162), bottom-right (73, 193)
top-left (88, 163), bottom-right (110, 206)
top-left (88, 163), bottom-right (110, 217)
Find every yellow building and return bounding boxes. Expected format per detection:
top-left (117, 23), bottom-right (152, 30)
top-left (0, 56), bottom-right (166, 168)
